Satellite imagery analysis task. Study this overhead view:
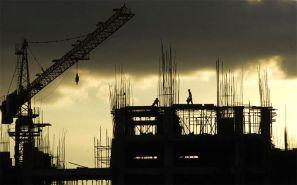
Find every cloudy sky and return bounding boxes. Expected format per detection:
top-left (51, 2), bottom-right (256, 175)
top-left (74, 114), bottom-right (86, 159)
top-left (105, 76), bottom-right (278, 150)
top-left (0, 0), bottom-right (296, 168)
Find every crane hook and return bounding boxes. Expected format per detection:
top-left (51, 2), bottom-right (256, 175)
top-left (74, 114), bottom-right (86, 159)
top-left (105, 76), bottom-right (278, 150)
top-left (75, 62), bottom-right (79, 85)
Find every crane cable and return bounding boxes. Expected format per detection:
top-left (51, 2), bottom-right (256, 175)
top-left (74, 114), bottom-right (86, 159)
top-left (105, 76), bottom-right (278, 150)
top-left (5, 33), bottom-right (88, 98)
top-left (7, 61), bottom-right (18, 94)
top-left (28, 45), bottom-right (45, 72)
top-left (27, 34), bottom-right (87, 85)
top-left (6, 33), bottom-right (85, 94)
top-left (28, 34), bottom-right (87, 44)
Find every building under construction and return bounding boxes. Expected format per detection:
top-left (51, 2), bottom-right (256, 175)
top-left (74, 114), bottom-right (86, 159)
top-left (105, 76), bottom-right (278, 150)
top-left (107, 46), bottom-right (296, 185)
top-left (0, 4), bottom-right (296, 185)
top-left (109, 104), bottom-right (296, 185)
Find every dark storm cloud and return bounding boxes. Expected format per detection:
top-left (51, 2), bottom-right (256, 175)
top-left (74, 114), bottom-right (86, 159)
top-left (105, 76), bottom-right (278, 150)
top-left (0, 1), bottom-right (296, 96)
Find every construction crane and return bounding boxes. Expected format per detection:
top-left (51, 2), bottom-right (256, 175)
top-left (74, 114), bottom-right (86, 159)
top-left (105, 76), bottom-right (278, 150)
top-left (0, 5), bottom-right (134, 167)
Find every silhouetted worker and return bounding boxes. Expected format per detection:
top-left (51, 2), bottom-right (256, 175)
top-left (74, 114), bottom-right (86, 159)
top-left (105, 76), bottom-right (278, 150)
top-left (186, 89), bottom-right (193, 104)
top-left (152, 98), bottom-right (160, 107)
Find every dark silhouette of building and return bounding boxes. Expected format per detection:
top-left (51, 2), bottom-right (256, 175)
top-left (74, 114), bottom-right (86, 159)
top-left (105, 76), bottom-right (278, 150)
top-left (110, 104), bottom-right (296, 185)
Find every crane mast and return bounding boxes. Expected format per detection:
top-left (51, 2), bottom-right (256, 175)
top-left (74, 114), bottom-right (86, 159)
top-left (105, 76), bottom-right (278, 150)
top-left (0, 5), bottom-right (134, 167)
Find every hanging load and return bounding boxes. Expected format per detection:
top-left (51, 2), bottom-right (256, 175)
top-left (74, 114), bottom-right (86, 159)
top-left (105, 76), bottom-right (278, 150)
top-left (75, 73), bottom-right (80, 85)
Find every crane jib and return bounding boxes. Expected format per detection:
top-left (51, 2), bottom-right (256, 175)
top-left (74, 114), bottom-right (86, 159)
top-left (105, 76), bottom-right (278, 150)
top-left (1, 5), bottom-right (134, 124)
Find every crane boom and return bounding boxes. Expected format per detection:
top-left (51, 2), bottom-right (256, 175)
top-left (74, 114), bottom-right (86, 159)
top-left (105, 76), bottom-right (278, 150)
top-left (1, 5), bottom-right (134, 124)
top-left (29, 5), bottom-right (134, 100)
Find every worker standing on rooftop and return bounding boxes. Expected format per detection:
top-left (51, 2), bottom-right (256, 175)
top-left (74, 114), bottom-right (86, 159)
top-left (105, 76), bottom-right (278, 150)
top-left (187, 89), bottom-right (193, 104)
top-left (152, 98), bottom-right (160, 107)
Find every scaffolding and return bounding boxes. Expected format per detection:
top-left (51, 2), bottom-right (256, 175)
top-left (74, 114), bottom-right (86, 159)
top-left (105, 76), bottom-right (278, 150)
top-left (94, 127), bottom-right (111, 168)
top-left (175, 105), bottom-right (217, 135)
top-left (173, 104), bottom-right (276, 137)
top-left (53, 131), bottom-right (66, 169)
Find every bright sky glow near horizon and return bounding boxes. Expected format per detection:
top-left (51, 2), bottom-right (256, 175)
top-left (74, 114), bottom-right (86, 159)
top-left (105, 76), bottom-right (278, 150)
top-left (0, 0), bottom-right (296, 168)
